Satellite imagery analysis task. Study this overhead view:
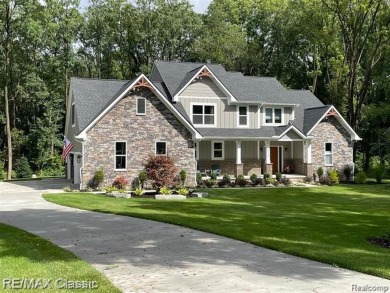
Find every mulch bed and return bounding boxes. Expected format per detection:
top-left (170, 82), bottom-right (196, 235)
top-left (368, 234), bottom-right (390, 249)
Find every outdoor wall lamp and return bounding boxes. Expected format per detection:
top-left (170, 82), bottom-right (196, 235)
top-left (77, 154), bottom-right (82, 163)
top-left (285, 147), bottom-right (288, 151)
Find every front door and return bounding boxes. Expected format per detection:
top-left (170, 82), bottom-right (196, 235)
top-left (270, 147), bottom-right (279, 173)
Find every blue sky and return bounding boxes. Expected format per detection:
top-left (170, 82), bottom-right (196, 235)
top-left (79, 0), bottom-right (212, 13)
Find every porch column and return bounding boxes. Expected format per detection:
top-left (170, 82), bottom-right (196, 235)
top-left (265, 141), bottom-right (273, 174)
top-left (235, 140), bottom-right (243, 176)
top-left (304, 140), bottom-right (313, 177)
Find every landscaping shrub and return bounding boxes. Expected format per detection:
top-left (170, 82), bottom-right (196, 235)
top-left (202, 179), bottom-right (213, 188)
top-left (250, 173), bottom-right (258, 185)
top-left (112, 175), bottom-right (129, 189)
top-left (144, 155), bottom-right (178, 188)
top-left (342, 165), bottom-right (352, 182)
top-left (319, 175), bottom-right (332, 186)
top-left (235, 174), bottom-right (247, 187)
top-left (14, 157), bottom-right (32, 178)
top-left (177, 187), bottom-right (189, 196)
top-left (0, 162), bottom-right (5, 180)
top-left (138, 170), bottom-right (148, 188)
top-left (210, 172), bottom-right (217, 180)
top-left (328, 169), bottom-right (340, 185)
top-left (276, 172), bottom-right (282, 182)
top-left (38, 154), bottom-right (65, 177)
top-left (133, 188), bottom-right (145, 197)
top-left (92, 168), bottom-right (104, 188)
top-left (280, 176), bottom-right (292, 186)
top-left (159, 186), bottom-right (172, 195)
top-left (258, 178), bottom-right (266, 186)
top-left (355, 171), bottom-right (367, 184)
top-left (317, 166), bottom-right (324, 179)
top-left (179, 169), bottom-right (187, 186)
top-left (219, 174), bottom-right (231, 187)
top-left (371, 163), bottom-right (386, 183)
top-left (263, 173), bottom-right (271, 184)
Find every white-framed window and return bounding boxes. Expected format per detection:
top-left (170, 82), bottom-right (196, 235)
top-left (71, 103), bottom-right (75, 126)
top-left (212, 141), bottom-right (224, 160)
top-left (264, 108), bottom-right (283, 125)
top-left (156, 141), bottom-right (167, 155)
top-left (324, 143), bottom-right (333, 166)
top-left (115, 142), bottom-right (127, 170)
top-left (191, 103), bottom-right (216, 127)
top-left (136, 97), bottom-right (146, 115)
top-left (238, 106), bottom-right (248, 127)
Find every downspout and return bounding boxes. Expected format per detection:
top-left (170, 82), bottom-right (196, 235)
top-left (75, 136), bottom-right (85, 190)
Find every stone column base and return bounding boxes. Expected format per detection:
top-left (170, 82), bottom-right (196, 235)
top-left (265, 163), bottom-right (273, 174)
top-left (304, 163), bottom-right (314, 177)
top-left (235, 164), bottom-right (243, 177)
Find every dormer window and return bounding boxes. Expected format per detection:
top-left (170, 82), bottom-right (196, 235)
top-left (265, 108), bottom-right (283, 125)
top-left (238, 106), bottom-right (248, 127)
top-left (191, 103), bottom-right (216, 127)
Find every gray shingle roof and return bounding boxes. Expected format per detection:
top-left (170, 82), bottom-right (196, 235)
top-left (303, 105), bottom-right (332, 134)
top-left (70, 61), bottom-right (329, 139)
top-left (71, 77), bottom-right (130, 132)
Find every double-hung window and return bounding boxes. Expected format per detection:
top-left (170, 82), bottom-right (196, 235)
top-left (265, 108), bottom-right (282, 124)
top-left (325, 143), bottom-right (333, 166)
top-left (238, 106), bottom-right (248, 127)
top-left (212, 141), bottom-right (224, 160)
top-left (136, 98), bottom-right (146, 115)
top-left (115, 142), bottom-right (126, 170)
top-left (192, 104), bottom-right (215, 126)
top-left (156, 141), bottom-right (167, 155)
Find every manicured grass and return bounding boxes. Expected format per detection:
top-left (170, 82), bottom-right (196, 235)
top-left (45, 184), bottom-right (390, 279)
top-left (0, 223), bottom-right (120, 292)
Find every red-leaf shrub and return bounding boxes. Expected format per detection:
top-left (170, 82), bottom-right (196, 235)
top-left (112, 175), bottom-right (129, 189)
top-left (143, 155), bottom-right (178, 188)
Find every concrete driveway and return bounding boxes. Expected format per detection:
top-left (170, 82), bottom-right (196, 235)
top-left (0, 179), bottom-right (389, 292)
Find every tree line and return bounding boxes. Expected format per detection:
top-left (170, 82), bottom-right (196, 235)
top-left (1, 0), bottom-right (389, 179)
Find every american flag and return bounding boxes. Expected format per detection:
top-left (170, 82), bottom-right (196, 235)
top-left (61, 137), bottom-right (74, 161)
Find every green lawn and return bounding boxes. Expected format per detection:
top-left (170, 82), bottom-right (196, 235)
top-left (45, 184), bottom-right (390, 279)
top-left (0, 223), bottom-right (120, 292)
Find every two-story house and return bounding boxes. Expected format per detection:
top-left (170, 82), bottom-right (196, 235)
top-left (65, 61), bottom-right (361, 188)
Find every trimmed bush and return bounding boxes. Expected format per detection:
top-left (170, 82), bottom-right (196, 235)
top-left (14, 157), bottom-right (32, 178)
top-left (317, 167), bottom-right (324, 179)
top-left (276, 172), bottom-right (282, 182)
top-left (179, 169), bottom-right (187, 186)
top-left (355, 171), bottom-right (367, 184)
top-left (263, 173), bottom-right (271, 184)
top-left (328, 169), bottom-right (339, 185)
top-left (144, 155), bottom-right (178, 188)
top-left (133, 188), bottom-right (145, 197)
top-left (250, 173), bottom-right (258, 185)
top-left (138, 170), bottom-right (148, 188)
top-left (220, 174), bottom-right (231, 186)
top-left (93, 168), bottom-right (104, 188)
top-left (342, 165), bottom-right (352, 182)
top-left (196, 173), bottom-right (202, 185)
top-left (210, 172), bottom-right (217, 180)
top-left (177, 187), bottom-right (189, 196)
top-left (372, 163), bottom-right (386, 183)
top-left (236, 174), bottom-right (247, 187)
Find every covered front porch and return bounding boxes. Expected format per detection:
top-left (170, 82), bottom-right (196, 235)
top-left (196, 139), bottom-right (313, 177)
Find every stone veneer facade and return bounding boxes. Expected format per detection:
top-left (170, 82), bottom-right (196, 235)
top-left (82, 88), bottom-right (196, 189)
top-left (311, 117), bottom-right (353, 175)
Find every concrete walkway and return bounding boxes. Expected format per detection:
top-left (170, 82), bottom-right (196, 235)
top-left (0, 179), bottom-right (389, 293)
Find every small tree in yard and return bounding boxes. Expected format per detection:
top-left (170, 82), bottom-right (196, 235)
top-left (144, 155), bottom-right (178, 189)
top-left (14, 157), bottom-right (32, 178)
